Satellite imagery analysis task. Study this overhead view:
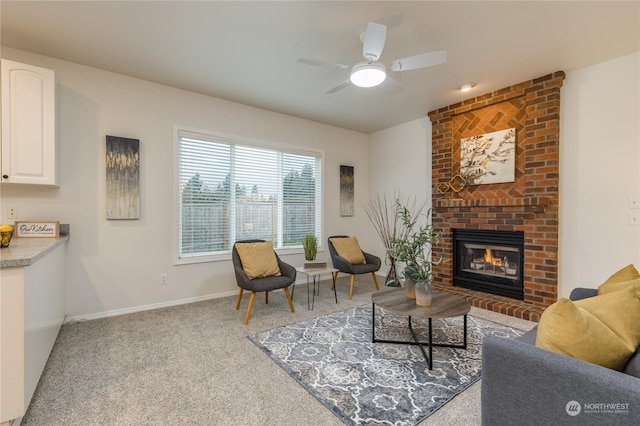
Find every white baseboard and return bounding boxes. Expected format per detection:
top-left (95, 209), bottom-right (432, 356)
top-left (63, 273), bottom-right (379, 324)
top-left (63, 290), bottom-right (238, 324)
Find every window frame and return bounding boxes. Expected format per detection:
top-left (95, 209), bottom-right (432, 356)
top-left (173, 125), bottom-right (324, 265)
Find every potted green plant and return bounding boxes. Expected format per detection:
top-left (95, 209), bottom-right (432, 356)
top-left (302, 234), bottom-right (318, 261)
top-left (389, 201), bottom-right (442, 305)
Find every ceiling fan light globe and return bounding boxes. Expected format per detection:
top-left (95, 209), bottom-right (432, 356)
top-left (350, 63), bottom-right (387, 88)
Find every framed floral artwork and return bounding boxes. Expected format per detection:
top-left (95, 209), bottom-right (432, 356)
top-left (460, 128), bottom-right (515, 185)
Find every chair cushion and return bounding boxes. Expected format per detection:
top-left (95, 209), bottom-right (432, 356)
top-left (350, 263), bottom-right (380, 274)
top-left (535, 286), bottom-right (640, 371)
top-left (245, 274), bottom-right (293, 292)
top-left (235, 241), bottom-right (281, 279)
top-left (330, 237), bottom-right (366, 264)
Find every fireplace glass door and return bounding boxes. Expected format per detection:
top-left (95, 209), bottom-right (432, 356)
top-left (453, 229), bottom-right (524, 300)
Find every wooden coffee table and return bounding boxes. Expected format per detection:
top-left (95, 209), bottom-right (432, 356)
top-left (371, 288), bottom-right (471, 369)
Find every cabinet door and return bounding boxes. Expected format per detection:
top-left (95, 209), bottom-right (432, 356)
top-left (1, 59), bottom-right (57, 186)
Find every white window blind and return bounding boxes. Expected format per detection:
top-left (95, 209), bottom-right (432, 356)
top-left (176, 130), bottom-right (322, 261)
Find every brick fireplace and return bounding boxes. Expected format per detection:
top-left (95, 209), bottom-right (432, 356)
top-left (428, 72), bottom-right (565, 322)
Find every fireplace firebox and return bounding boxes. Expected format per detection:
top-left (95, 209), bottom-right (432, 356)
top-left (452, 229), bottom-right (524, 300)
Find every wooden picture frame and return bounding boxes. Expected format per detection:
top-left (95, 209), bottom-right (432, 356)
top-left (15, 221), bottom-right (60, 238)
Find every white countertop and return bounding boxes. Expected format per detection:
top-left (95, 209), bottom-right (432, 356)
top-left (0, 236), bottom-right (69, 268)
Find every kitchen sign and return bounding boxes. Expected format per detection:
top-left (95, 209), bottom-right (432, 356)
top-left (15, 221), bottom-right (60, 238)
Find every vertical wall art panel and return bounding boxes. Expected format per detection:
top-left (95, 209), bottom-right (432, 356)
top-left (106, 135), bottom-right (140, 219)
top-left (340, 165), bottom-right (354, 217)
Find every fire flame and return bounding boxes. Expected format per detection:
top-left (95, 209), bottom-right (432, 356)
top-left (484, 249), bottom-right (502, 266)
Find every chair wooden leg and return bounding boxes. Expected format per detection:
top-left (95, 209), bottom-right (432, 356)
top-left (235, 288), bottom-right (244, 310)
top-left (371, 272), bottom-right (380, 291)
top-left (331, 271), bottom-right (339, 290)
top-left (284, 287), bottom-right (295, 313)
top-left (265, 291), bottom-right (269, 304)
top-left (243, 292), bottom-right (256, 325)
top-left (349, 275), bottom-right (356, 300)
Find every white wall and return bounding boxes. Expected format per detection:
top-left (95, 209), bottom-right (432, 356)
top-left (558, 52), bottom-right (640, 296)
top-left (366, 118), bottom-right (431, 278)
top-left (0, 47), bottom-right (370, 319)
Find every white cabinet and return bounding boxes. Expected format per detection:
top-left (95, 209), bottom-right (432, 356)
top-left (1, 59), bottom-right (57, 186)
top-left (0, 240), bottom-right (66, 424)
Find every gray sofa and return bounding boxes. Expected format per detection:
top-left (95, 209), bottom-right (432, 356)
top-left (481, 288), bottom-right (640, 425)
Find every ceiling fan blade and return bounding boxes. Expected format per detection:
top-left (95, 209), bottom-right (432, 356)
top-left (390, 50), bottom-right (447, 72)
top-left (362, 22), bottom-right (387, 62)
top-left (325, 80), bottom-right (352, 94)
top-left (297, 58), bottom-right (350, 71)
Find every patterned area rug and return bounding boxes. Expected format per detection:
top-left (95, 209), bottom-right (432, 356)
top-left (249, 304), bottom-right (525, 426)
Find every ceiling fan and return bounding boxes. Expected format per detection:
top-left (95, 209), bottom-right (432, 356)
top-left (298, 22), bottom-right (447, 94)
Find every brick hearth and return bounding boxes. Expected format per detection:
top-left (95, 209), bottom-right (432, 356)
top-left (431, 282), bottom-right (544, 322)
top-left (428, 72), bottom-right (566, 322)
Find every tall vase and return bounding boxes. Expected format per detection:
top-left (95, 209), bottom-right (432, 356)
top-left (385, 258), bottom-right (401, 287)
top-left (404, 277), bottom-right (416, 299)
top-left (415, 281), bottom-right (432, 307)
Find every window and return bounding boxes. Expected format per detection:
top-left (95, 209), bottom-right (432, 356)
top-left (175, 128), bottom-right (322, 262)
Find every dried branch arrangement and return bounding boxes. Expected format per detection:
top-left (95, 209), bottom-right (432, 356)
top-left (363, 193), bottom-right (427, 286)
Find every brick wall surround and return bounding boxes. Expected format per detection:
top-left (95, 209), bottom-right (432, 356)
top-left (428, 72), bottom-right (566, 322)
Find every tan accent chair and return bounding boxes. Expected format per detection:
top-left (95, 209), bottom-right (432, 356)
top-left (232, 240), bottom-right (296, 325)
top-left (327, 235), bottom-right (381, 300)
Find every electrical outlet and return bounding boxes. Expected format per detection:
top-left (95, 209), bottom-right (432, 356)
top-left (8, 207), bottom-right (18, 219)
top-left (160, 274), bottom-right (168, 285)
top-left (630, 196), bottom-right (640, 209)
top-left (630, 212), bottom-right (640, 226)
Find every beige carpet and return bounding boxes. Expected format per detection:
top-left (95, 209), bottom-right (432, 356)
top-left (22, 276), bottom-right (535, 425)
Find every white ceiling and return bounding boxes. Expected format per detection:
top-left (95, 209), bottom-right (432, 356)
top-left (1, 1), bottom-right (638, 134)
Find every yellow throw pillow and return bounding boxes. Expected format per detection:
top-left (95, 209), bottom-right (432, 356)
top-left (574, 286), bottom-right (640, 351)
top-left (598, 277), bottom-right (640, 298)
top-left (535, 287), bottom-right (640, 371)
top-left (601, 264), bottom-right (640, 286)
top-left (235, 241), bottom-right (281, 279)
top-left (598, 264), bottom-right (640, 297)
top-left (330, 237), bottom-right (366, 264)
top-left (578, 284), bottom-right (638, 310)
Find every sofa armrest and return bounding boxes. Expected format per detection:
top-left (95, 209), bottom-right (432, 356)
top-left (481, 336), bottom-right (640, 425)
top-left (569, 287), bottom-right (598, 301)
